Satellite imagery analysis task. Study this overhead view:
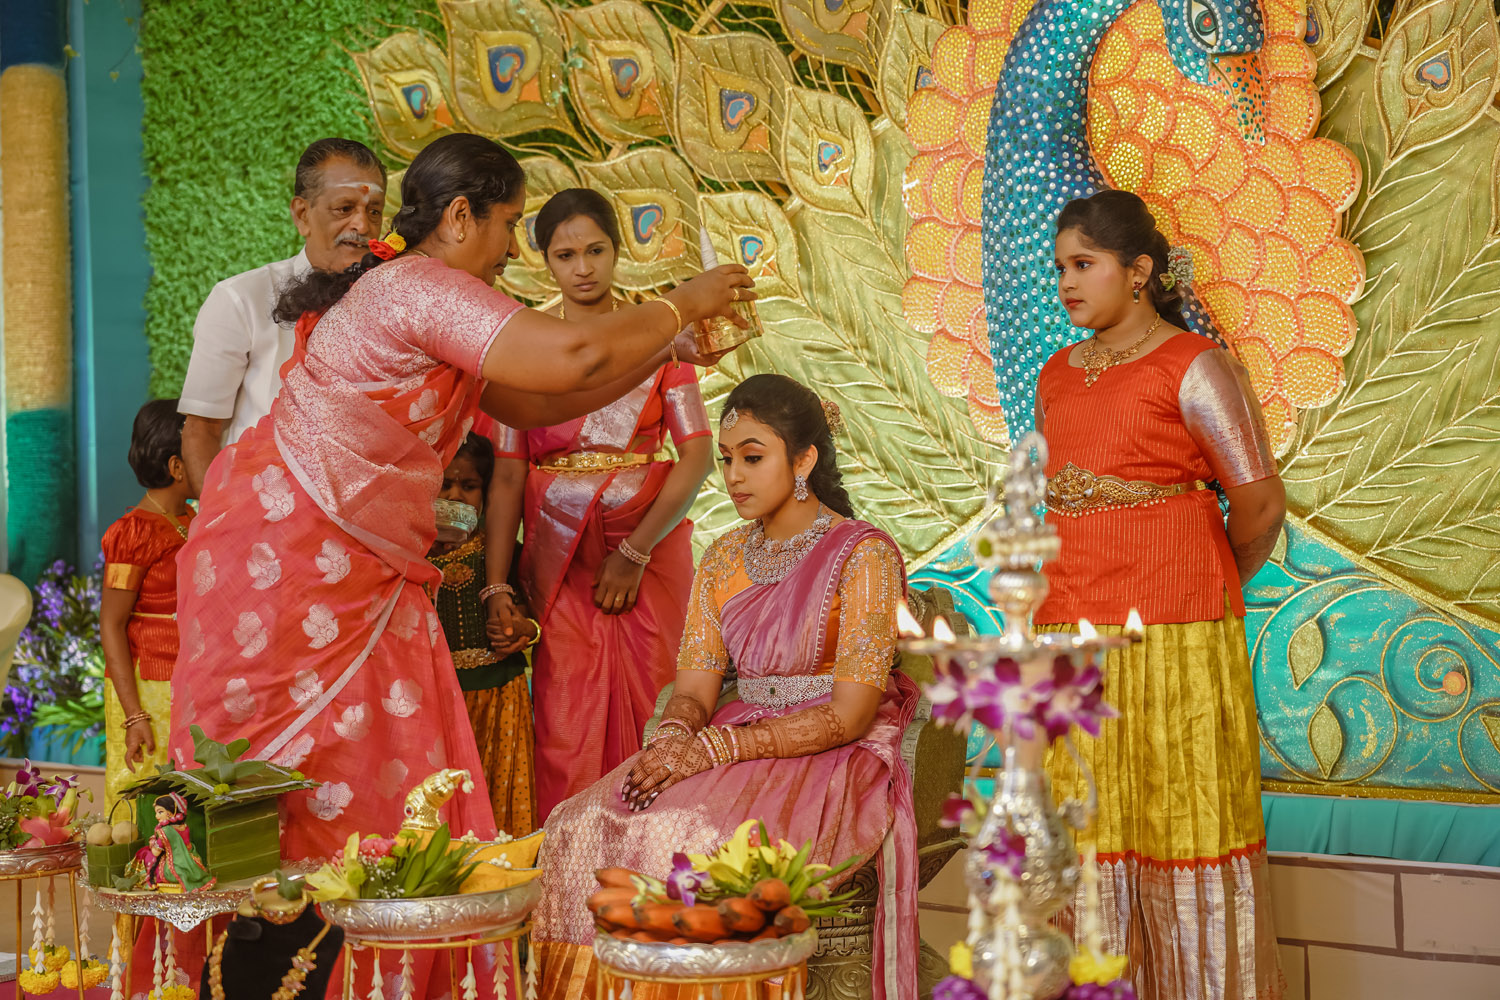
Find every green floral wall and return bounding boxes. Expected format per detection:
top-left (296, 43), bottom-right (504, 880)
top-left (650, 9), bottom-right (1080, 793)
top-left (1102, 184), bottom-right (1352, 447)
top-left (139, 0), bottom-right (437, 395)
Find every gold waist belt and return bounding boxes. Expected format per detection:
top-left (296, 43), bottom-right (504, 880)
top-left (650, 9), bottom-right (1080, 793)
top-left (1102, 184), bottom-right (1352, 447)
top-left (534, 451), bottom-right (667, 474)
top-left (1045, 462), bottom-right (1209, 517)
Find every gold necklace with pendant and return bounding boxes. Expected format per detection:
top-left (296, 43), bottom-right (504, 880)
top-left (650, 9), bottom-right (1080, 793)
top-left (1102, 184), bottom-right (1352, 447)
top-left (1080, 314), bottom-right (1162, 387)
top-left (560, 295), bottom-right (620, 320)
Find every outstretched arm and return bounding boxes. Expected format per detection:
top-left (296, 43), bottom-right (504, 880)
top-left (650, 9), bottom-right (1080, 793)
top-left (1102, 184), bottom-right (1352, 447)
top-left (479, 267), bottom-right (750, 399)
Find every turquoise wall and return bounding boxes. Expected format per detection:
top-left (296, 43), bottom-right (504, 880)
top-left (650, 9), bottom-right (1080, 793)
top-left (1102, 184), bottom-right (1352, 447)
top-left (68, 0), bottom-right (152, 560)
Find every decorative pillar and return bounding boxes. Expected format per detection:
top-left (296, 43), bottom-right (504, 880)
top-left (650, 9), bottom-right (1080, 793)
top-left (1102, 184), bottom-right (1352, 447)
top-left (1, 0), bottom-right (76, 581)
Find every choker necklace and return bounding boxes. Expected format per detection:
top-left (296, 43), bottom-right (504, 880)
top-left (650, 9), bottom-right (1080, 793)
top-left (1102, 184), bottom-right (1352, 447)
top-left (560, 296), bottom-right (620, 320)
top-left (743, 506), bottom-right (833, 585)
top-left (1080, 314), bottom-right (1162, 387)
top-left (139, 493), bottom-right (188, 539)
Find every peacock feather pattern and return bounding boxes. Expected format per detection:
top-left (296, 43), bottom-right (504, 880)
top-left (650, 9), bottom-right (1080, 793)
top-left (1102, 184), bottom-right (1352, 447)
top-left (352, 0), bottom-right (1006, 569)
top-left (903, 0), bottom-right (1365, 452)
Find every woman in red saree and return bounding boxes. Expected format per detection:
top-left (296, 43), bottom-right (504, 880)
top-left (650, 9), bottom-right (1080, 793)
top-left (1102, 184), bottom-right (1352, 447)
top-left (482, 189), bottom-right (713, 821)
top-left (164, 134), bottom-right (751, 996)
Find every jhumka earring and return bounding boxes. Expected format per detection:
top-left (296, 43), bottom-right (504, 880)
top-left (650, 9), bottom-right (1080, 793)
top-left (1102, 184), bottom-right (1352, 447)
top-left (794, 475), bottom-right (810, 502)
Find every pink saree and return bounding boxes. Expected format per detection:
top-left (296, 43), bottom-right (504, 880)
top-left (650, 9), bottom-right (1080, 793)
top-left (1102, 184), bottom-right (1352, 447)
top-left (535, 519), bottom-right (920, 1000)
top-left (161, 256), bottom-right (524, 997)
top-left (490, 363), bottom-right (708, 820)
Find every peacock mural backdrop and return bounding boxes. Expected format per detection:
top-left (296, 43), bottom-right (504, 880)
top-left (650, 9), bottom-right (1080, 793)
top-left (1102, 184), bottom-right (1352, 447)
top-left (333, 0), bottom-right (1500, 800)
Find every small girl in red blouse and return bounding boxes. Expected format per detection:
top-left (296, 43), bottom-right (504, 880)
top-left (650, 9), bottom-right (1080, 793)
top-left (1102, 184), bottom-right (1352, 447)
top-left (100, 399), bottom-right (195, 808)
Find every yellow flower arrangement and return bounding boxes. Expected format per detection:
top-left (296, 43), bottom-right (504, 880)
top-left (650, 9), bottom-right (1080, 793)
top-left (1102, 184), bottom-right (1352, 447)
top-left (60, 958), bottom-right (109, 990)
top-left (17, 967), bottom-right (61, 993)
top-left (948, 941), bottom-right (973, 979)
top-left (1069, 948), bottom-right (1130, 986)
top-left (385, 231), bottom-right (406, 253)
top-left (30, 942), bottom-right (71, 971)
top-left (152, 982), bottom-right (197, 1000)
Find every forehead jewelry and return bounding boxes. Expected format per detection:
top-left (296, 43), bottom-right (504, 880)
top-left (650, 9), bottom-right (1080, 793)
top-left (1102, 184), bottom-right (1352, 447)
top-left (721, 407), bottom-right (740, 430)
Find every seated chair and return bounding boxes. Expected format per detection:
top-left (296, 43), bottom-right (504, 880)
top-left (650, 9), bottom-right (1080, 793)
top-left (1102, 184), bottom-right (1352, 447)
top-left (644, 584), bottom-right (970, 1000)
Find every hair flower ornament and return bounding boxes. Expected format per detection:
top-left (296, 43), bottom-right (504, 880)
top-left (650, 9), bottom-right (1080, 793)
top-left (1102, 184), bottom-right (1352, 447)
top-left (1160, 245), bottom-right (1194, 291)
top-left (820, 398), bottom-right (845, 437)
top-left (368, 230), bottom-right (406, 261)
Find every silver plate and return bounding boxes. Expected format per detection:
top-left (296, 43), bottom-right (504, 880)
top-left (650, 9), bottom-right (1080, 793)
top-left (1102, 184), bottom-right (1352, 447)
top-left (0, 842), bottom-right (83, 878)
top-left (321, 878), bottom-right (541, 941)
top-left (593, 928), bottom-right (818, 978)
top-left (78, 859), bottom-right (319, 932)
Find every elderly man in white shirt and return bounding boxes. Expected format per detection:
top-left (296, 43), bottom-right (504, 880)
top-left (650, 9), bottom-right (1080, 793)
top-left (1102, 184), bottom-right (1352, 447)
top-left (178, 137), bottom-right (388, 494)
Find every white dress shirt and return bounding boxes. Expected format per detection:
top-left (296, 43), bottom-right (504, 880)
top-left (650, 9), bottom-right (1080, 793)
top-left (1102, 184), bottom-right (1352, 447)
top-left (178, 249), bottom-right (312, 445)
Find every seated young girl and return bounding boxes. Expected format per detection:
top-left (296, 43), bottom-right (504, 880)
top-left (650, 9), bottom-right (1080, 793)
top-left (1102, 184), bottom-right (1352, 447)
top-left (535, 374), bottom-right (919, 1000)
top-left (429, 433), bottom-right (539, 835)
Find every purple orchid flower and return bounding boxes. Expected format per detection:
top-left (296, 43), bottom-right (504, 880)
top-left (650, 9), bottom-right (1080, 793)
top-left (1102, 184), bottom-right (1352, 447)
top-left (978, 828), bottom-right (1028, 880)
top-left (934, 975), bottom-right (986, 1000)
top-left (939, 793), bottom-right (975, 830)
top-left (967, 659), bottom-right (1042, 740)
top-left (1036, 656), bottom-right (1117, 742)
top-left (925, 659), bottom-right (971, 729)
top-left (1066, 981), bottom-right (1137, 1000)
top-left (10, 759), bottom-right (41, 798)
top-left (665, 853), bottom-right (709, 907)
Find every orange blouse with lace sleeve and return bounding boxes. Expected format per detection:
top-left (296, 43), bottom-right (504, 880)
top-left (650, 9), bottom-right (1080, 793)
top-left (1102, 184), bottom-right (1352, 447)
top-left (100, 507), bottom-right (194, 681)
top-left (675, 529), bottom-right (901, 689)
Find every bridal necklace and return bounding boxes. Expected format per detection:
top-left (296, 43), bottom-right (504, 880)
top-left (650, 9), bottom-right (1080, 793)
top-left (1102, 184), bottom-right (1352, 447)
top-left (1080, 314), bottom-right (1162, 387)
top-left (744, 505), bottom-right (833, 585)
top-left (560, 296), bottom-right (620, 320)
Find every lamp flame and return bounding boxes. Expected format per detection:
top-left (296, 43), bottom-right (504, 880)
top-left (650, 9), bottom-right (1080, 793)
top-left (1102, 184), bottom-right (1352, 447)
top-left (1125, 608), bottom-right (1144, 639)
top-left (895, 601), bottom-right (924, 639)
top-left (1077, 618), bottom-right (1097, 642)
top-left (932, 616), bottom-right (957, 643)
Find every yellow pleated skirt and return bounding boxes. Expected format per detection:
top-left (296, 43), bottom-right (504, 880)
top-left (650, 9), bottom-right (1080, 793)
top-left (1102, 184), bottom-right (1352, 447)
top-left (464, 673), bottom-right (538, 838)
top-left (1042, 608), bottom-right (1284, 1000)
top-left (103, 665), bottom-right (172, 814)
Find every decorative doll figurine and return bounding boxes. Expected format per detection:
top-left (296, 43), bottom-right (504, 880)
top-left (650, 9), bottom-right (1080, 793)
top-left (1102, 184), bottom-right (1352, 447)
top-left (126, 793), bottom-right (216, 892)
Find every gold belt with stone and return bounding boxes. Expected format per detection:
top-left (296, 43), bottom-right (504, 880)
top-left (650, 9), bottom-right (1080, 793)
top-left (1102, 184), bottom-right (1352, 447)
top-left (534, 451), bottom-right (667, 474)
top-left (1045, 462), bottom-right (1210, 517)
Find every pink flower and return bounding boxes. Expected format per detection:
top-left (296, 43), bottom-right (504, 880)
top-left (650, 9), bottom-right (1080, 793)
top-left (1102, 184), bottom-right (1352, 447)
top-left (939, 794), bottom-right (974, 829)
top-left (979, 827), bottom-right (1027, 880)
top-left (360, 837), bottom-right (396, 859)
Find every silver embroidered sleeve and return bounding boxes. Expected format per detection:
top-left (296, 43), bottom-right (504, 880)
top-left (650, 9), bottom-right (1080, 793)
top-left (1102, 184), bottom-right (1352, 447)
top-left (831, 538), bottom-right (903, 688)
top-left (490, 420), bottom-right (527, 459)
top-left (664, 381), bottom-right (711, 444)
top-left (1179, 349), bottom-right (1278, 489)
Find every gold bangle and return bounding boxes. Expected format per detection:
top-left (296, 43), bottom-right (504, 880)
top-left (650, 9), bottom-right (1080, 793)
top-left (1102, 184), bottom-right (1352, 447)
top-left (657, 297), bottom-right (685, 333)
top-left (524, 617), bottom-right (542, 649)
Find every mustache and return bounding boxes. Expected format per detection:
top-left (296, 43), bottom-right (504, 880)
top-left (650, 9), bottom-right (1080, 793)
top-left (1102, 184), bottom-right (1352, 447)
top-left (336, 233), bottom-right (370, 248)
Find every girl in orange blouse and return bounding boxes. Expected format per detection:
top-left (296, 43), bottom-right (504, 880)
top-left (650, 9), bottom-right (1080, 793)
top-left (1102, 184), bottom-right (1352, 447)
top-left (100, 399), bottom-right (195, 807)
top-left (1038, 190), bottom-right (1286, 1000)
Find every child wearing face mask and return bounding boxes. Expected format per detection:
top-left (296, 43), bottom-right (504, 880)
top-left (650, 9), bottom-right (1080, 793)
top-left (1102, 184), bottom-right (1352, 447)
top-left (429, 432), bottom-right (538, 835)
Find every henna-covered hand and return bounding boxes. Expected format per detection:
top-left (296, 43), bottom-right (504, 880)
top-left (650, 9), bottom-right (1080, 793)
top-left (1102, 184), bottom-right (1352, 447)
top-left (735, 703), bottom-right (849, 760)
top-left (620, 735), bottom-right (713, 811)
top-left (653, 693), bottom-right (710, 739)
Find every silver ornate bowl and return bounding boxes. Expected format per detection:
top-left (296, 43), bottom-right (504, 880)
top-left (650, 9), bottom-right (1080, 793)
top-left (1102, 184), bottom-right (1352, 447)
top-left (0, 841), bottom-right (83, 878)
top-left (592, 928), bottom-right (818, 978)
top-left (320, 877), bottom-right (541, 941)
top-left (434, 498), bottom-right (479, 542)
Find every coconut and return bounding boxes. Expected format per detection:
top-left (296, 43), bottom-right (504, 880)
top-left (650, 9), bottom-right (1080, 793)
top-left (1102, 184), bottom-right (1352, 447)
top-left (85, 823), bottom-right (113, 846)
top-left (111, 821), bottom-right (137, 845)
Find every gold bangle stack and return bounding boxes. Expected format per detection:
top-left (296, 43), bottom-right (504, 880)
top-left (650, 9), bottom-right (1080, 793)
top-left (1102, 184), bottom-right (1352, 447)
top-left (121, 711), bottom-right (151, 731)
